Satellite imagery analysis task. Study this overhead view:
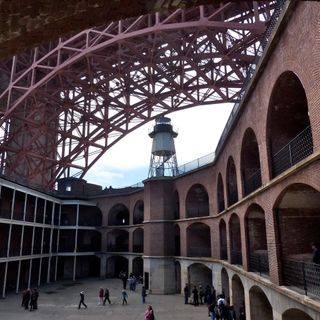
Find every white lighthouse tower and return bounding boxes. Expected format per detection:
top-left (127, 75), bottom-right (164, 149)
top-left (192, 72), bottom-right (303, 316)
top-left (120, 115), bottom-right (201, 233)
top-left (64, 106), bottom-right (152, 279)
top-left (148, 116), bottom-right (178, 178)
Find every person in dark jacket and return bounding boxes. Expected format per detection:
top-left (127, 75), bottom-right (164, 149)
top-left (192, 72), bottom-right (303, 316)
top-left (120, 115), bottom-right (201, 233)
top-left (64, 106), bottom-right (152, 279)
top-left (183, 284), bottom-right (190, 304)
top-left (103, 288), bottom-right (111, 305)
top-left (78, 291), bottom-right (87, 309)
top-left (192, 286), bottom-right (199, 306)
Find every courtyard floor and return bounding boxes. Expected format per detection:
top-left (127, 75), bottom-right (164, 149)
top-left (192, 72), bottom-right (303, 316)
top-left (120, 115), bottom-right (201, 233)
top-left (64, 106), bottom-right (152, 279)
top-left (0, 278), bottom-right (208, 319)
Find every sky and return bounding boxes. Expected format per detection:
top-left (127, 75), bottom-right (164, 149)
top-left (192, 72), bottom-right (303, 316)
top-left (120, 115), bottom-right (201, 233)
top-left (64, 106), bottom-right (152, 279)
top-left (84, 103), bottom-right (233, 188)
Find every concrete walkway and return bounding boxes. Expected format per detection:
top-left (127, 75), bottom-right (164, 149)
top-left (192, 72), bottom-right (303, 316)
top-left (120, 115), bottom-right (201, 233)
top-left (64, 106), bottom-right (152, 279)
top-left (0, 278), bottom-right (208, 319)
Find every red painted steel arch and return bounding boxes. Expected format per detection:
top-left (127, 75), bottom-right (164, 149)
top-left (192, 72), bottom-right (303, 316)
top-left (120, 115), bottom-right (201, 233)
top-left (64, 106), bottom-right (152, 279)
top-left (0, 2), bottom-right (275, 189)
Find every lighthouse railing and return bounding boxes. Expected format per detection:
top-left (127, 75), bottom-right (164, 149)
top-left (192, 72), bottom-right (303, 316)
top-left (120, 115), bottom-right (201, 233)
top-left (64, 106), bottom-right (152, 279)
top-left (177, 152), bottom-right (215, 175)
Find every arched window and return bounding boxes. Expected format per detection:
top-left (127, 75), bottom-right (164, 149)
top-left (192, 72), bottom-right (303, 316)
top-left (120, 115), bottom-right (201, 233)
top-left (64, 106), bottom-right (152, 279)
top-left (241, 128), bottom-right (261, 196)
top-left (187, 222), bottom-right (211, 257)
top-left (217, 173), bottom-right (225, 213)
top-left (108, 204), bottom-right (129, 226)
top-left (186, 184), bottom-right (209, 218)
top-left (267, 71), bottom-right (313, 178)
top-left (133, 200), bottom-right (144, 224)
top-left (226, 157), bottom-right (238, 206)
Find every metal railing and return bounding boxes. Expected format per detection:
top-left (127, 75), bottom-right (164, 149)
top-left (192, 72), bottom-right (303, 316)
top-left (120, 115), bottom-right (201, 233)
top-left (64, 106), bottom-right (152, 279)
top-left (244, 169), bottom-right (262, 196)
top-left (272, 126), bottom-right (313, 177)
top-left (107, 245), bottom-right (129, 252)
top-left (283, 258), bottom-right (320, 297)
top-left (249, 251), bottom-right (269, 275)
top-left (231, 250), bottom-right (243, 265)
top-left (188, 246), bottom-right (211, 257)
top-left (177, 152), bottom-right (215, 175)
top-left (133, 245), bottom-right (143, 253)
top-left (186, 207), bottom-right (209, 218)
top-left (220, 248), bottom-right (228, 260)
top-left (228, 190), bottom-right (238, 206)
top-left (218, 199), bottom-right (225, 213)
top-left (215, 0), bottom-right (286, 156)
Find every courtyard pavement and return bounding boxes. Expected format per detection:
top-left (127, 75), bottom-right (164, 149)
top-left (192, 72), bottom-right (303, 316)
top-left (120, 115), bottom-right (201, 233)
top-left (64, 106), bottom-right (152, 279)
top-left (0, 278), bottom-right (208, 319)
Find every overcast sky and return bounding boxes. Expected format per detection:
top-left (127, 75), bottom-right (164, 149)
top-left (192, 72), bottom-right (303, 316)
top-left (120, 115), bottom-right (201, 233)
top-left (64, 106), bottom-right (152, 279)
top-left (84, 103), bottom-right (233, 188)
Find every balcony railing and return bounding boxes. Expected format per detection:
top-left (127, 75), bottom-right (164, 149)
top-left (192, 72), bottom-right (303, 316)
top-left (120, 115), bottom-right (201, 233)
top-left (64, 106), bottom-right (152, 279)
top-left (188, 246), bottom-right (211, 257)
top-left (107, 245), bottom-right (129, 252)
top-left (220, 248), bottom-right (228, 260)
top-left (249, 251), bottom-right (269, 275)
top-left (228, 190), bottom-right (238, 206)
top-left (77, 244), bottom-right (100, 252)
top-left (272, 126), bottom-right (313, 177)
top-left (0, 209), bottom-right (12, 219)
top-left (283, 258), bottom-right (320, 297)
top-left (244, 169), bottom-right (262, 196)
top-left (133, 245), bottom-right (143, 253)
top-left (231, 250), bottom-right (242, 265)
top-left (218, 199), bottom-right (225, 213)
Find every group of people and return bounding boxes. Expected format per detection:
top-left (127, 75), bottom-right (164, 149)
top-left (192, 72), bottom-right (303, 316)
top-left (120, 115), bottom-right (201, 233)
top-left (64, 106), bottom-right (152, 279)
top-left (184, 283), bottom-right (216, 306)
top-left (79, 283), bottom-right (148, 308)
top-left (208, 294), bottom-right (245, 320)
top-left (79, 285), bottom-right (155, 319)
top-left (119, 271), bottom-right (142, 291)
top-left (21, 288), bottom-right (39, 311)
top-left (184, 283), bottom-right (245, 320)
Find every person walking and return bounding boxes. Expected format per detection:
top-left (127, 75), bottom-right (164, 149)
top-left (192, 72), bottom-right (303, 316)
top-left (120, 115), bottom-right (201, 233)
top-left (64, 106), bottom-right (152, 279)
top-left (103, 288), bottom-right (111, 305)
top-left (141, 286), bottom-right (147, 303)
top-left (98, 287), bottom-right (104, 305)
top-left (78, 291), bottom-right (88, 309)
top-left (144, 305), bottom-right (155, 320)
top-left (121, 289), bottom-right (128, 305)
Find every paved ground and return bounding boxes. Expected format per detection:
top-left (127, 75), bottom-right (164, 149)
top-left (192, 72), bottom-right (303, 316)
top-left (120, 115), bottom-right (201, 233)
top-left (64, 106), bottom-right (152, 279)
top-left (0, 278), bottom-right (208, 319)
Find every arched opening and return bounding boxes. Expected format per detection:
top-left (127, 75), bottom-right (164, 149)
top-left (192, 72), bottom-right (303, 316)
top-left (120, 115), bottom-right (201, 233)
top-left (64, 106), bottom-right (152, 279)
top-left (221, 268), bottom-right (230, 299)
top-left (187, 222), bottom-right (211, 257)
top-left (173, 190), bottom-right (180, 219)
top-left (274, 184), bottom-right (320, 297)
top-left (226, 157), bottom-right (238, 206)
top-left (175, 261), bottom-right (181, 293)
top-left (282, 308), bottom-right (314, 320)
top-left (217, 173), bottom-right (225, 213)
top-left (241, 128), bottom-right (262, 196)
top-left (106, 256), bottom-right (128, 278)
top-left (231, 274), bottom-right (245, 317)
top-left (229, 214), bottom-right (242, 265)
top-left (188, 263), bottom-right (212, 289)
top-left (108, 204), bottom-right (129, 226)
top-left (219, 219), bottom-right (228, 260)
top-left (107, 230), bottom-right (129, 252)
top-left (174, 224), bottom-right (181, 256)
top-left (132, 257), bottom-right (143, 278)
top-left (133, 200), bottom-right (144, 224)
top-left (246, 204), bottom-right (269, 275)
top-left (186, 184), bottom-right (209, 218)
top-left (249, 286), bottom-right (273, 320)
top-left (132, 228), bottom-right (144, 253)
top-left (267, 71), bottom-right (313, 178)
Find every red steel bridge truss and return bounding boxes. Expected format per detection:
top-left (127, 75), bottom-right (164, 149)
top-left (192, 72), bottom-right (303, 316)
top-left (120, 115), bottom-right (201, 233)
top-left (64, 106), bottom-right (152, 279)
top-left (0, 2), bottom-right (276, 189)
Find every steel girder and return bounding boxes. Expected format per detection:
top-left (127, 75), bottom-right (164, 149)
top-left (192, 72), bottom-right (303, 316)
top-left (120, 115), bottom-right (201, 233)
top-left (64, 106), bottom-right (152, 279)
top-left (0, 2), bottom-right (275, 190)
